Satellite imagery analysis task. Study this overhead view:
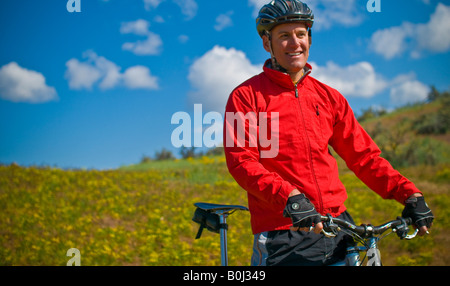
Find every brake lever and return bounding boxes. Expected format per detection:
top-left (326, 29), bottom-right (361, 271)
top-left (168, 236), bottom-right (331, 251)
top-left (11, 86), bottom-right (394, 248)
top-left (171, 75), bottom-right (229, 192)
top-left (393, 217), bottom-right (419, 240)
top-left (321, 214), bottom-right (340, 238)
top-left (321, 228), bottom-right (337, 238)
top-left (404, 228), bottom-right (419, 240)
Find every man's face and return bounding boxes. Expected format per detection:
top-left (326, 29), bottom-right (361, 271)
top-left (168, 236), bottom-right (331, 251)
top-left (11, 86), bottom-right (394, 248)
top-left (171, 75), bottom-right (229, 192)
top-left (263, 22), bottom-right (311, 79)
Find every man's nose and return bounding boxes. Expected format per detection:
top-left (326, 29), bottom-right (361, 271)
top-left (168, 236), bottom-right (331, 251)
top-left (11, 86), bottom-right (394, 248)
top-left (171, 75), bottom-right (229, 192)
top-left (287, 35), bottom-right (302, 47)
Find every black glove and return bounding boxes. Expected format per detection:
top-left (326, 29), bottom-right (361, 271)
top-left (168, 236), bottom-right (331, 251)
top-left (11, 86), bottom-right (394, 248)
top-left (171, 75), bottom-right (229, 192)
top-left (402, 196), bottom-right (434, 229)
top-left (283, 194), bottom-right (321, 229)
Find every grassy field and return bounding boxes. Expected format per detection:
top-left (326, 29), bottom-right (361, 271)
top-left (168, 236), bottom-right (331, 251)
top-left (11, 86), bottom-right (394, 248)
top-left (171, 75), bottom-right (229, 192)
top-left (0, 156), bottom-right (252, 266)
top-left (0, 155), bottom-right (449, 266)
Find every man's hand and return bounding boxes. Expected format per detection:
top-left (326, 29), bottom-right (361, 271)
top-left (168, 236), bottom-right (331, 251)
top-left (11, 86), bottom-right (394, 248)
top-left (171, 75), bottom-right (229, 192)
top-left (284, 190), bottom-right (323, 234)
top-left (402, 194), bottom-right (434, 236)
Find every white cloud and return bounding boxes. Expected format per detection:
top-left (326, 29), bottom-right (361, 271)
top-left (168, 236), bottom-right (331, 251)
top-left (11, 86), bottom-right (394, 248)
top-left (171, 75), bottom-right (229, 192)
top-left (308, 0), bottom-right (364, 30)
top-left (121, 19), bottom-right (163, 56)
top-left (120, 19), bottom-right (151, 36)
top-left (65, 51), bottom-right (159, 91)
top-left (143, 0), bottom-right (163, 10)
top-left (122, 33), bottom-right (163, 56)
top-left (142, 0), bottom-right (197, 20)
top-left (310, 61), bottom-right (387, 98)
top-left (65, 58), bottom-right (100, 90)
top-left (153, 15), bottom-right (165, 23)
top-left (123, 66), bottom-right (159, 90)
top-left (248, 0), bottom-right (364, 30)
top-left (370, 3), bottom-right (450, 59)
top-left (370, 24), bottom-right (414, 60)
top-left (417, 3), bottom-right (450, 53)
top-left (389, 74), bottom-right (430, 106)
top-left (310, 61), bottom-right (429, 106)
top-left (214, 11), bottom-right (234, 31)
top-left (178, 34), bottom-right (189, 44)
top-left (90, 52), bottom-right (122, 90)
top-left (65, 51), bottom-right (119, 90)
top-left (0, 62), bottom-right (57, 103)
top-left (173, 0), bottom-right (198, 20)
top-left (248, 0), bottom-right (272, 17)
top-left (188, 46), bottom-right (262, 113)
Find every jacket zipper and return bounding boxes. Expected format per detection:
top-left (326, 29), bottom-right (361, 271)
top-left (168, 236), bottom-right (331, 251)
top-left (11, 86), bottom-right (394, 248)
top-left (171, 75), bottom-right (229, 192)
top-left (294, 82), bottom-right (324, 214)
top-left (294, 69), bottom-right (310, 98)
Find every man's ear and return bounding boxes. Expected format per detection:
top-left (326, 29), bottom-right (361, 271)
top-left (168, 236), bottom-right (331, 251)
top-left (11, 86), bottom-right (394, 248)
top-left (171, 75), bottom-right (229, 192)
top-left (308, 29), bottom-right (312, 46)
top-left (262, 34), bottom-right (271, 53)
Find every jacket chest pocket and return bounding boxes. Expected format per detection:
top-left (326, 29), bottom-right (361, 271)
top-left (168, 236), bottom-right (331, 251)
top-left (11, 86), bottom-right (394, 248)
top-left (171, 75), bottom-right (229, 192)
top-left (301, 97), bottom-right (332, 149)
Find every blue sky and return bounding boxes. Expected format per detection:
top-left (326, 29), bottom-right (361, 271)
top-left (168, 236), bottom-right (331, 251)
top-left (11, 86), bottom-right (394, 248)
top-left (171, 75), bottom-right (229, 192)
top-left (1, 0), bottom-right (449, 169)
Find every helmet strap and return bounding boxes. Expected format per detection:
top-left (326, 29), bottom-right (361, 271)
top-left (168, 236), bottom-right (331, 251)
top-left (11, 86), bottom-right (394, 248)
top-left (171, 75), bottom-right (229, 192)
top-left (265, 31), bottom-right (288, 73)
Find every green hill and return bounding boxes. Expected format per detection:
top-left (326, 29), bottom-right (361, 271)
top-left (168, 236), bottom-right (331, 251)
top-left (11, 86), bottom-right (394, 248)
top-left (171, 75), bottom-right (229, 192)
top-left (356, 90), bottom-right (450, 169)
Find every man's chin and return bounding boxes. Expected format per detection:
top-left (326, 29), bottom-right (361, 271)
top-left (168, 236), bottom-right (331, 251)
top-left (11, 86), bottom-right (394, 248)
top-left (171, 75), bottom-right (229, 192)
top-left (283, 61), bottom-right (306, 72)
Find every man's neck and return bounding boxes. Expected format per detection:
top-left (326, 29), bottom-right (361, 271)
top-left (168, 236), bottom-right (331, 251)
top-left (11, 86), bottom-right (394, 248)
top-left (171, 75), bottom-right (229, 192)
top-left (290, 70), bottom-right (304, 84)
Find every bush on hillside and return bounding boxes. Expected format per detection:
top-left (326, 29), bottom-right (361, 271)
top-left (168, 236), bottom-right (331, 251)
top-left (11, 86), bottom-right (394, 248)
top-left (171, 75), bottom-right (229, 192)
top-left (413, 90), bottom-right (450, 135)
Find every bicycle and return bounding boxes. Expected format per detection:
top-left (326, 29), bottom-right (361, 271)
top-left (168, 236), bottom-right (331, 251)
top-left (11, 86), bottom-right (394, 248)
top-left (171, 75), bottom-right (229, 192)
top-left (192, 202), bottom-right (419, 266)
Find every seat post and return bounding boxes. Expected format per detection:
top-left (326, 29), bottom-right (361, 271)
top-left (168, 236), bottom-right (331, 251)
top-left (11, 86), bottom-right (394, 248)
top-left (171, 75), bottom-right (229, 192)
top-left (192, 202), bottom-right (248, 266)
top-left (217, 211), bottom-right (228, 266)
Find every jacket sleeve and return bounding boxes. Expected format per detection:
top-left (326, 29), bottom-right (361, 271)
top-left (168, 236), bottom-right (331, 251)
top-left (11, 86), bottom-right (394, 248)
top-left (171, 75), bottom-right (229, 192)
top-left (223, 86), bottom-right (295, 209)
top-left (329, 91), bottom-right (421, 204)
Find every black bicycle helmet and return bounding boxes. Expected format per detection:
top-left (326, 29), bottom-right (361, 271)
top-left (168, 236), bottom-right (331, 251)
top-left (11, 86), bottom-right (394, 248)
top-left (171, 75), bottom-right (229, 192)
top-left (256, 0), bottom-right (314, 37)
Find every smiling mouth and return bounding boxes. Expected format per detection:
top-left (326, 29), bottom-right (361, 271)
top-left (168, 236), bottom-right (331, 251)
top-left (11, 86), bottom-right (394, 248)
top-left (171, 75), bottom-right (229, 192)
top-left (287, 52), bottom-right (303, 56)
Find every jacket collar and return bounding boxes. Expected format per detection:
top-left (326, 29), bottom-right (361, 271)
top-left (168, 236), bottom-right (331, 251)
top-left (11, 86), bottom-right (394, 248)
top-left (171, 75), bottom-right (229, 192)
top-left (263, 59), bottom-right (312, 89)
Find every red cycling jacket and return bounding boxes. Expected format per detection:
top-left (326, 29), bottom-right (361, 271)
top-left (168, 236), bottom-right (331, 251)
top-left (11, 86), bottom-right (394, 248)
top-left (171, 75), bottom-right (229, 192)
top-left (223, 60), bottom-right (421, 234)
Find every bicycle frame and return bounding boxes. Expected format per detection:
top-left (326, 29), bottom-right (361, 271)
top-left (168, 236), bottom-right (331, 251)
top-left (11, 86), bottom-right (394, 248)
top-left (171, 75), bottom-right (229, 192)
top-left (328, 238), bottom-right (382, 266)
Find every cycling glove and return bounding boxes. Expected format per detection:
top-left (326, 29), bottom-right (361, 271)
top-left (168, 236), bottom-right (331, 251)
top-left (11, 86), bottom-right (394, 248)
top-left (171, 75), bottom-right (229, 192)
top-left (283, 194), bottom-right (321, 229)
top-left (402, 196), bottom-right (434, 228)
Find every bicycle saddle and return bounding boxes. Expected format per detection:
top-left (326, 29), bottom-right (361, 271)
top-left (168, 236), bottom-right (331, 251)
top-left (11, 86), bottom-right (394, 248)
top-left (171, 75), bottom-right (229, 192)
top-left (193, 202), bottom-right (248, 239)
top-left (194, 202), bottom-right (248, 213)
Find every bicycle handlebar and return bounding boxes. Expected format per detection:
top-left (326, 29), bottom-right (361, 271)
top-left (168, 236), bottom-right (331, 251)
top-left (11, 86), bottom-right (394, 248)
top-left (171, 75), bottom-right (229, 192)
top-left (320, 215), bottom-right (418, 240)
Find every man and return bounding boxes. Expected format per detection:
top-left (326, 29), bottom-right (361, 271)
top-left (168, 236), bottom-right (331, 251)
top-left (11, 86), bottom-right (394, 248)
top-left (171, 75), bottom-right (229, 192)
top-left (223, 0), bottom-right (433, 266)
